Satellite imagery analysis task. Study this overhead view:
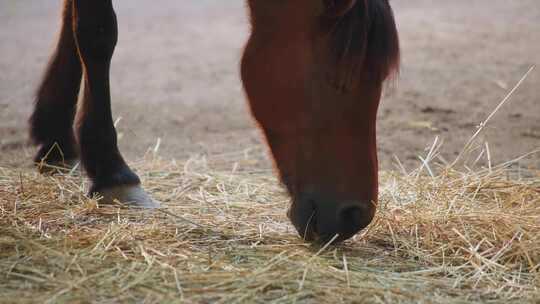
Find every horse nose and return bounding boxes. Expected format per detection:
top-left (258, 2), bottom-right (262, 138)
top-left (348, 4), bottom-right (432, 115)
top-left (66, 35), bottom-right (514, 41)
top-left (314, 202), bottom-right (374, 243)
top-left (288, 195), bottom-right (376, 243)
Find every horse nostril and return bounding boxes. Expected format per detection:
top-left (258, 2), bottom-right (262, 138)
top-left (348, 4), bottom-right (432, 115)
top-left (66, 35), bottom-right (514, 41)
top-left (337, 204), bottom-right (373, 237)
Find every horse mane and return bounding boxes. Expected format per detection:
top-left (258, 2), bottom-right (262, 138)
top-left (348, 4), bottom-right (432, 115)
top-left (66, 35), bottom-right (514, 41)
top-left (324, 0), bottom-right (400, 90)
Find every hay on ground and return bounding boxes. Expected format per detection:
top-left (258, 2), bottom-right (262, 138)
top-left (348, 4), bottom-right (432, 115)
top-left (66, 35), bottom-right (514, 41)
top-left (0, 148), bottom-right (539, 303)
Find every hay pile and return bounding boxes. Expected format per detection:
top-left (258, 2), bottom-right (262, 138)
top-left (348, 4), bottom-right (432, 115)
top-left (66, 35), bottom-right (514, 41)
top-left (1, 147), bottom-right (538, 303)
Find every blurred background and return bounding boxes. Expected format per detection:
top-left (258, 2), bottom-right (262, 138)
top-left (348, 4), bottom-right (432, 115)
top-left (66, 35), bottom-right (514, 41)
top-left (1, 0), bottom-right (538, 170)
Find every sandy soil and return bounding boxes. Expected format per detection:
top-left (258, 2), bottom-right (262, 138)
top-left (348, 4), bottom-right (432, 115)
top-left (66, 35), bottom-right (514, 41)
top-left (1, 0), bottom-right (539, 171)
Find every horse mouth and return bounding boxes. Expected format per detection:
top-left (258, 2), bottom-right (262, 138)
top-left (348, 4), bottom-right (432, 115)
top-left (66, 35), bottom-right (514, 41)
top-left (301, 215), bottom-right (341, 244)
top-left (302, 210), bottom-right (317, 241)
top-left (287, 202), bottom-right (317, 242)
top-left (288, 200), bottom-right (361, 244)
top-left (289, 204), bottom-right (336, 243)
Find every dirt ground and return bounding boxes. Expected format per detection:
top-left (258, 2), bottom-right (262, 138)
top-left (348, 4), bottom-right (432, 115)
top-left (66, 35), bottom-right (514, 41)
top-left (1, 0), bottom-right (539, 171)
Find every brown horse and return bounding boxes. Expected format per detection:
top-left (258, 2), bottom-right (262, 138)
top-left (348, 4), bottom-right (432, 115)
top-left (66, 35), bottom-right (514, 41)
top-left (30, 0), bottom-right (399, 243)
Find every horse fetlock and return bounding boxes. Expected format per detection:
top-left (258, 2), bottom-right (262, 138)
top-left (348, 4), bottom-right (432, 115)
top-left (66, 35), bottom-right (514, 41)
top-left (93, 184), bottom-right (160, 209)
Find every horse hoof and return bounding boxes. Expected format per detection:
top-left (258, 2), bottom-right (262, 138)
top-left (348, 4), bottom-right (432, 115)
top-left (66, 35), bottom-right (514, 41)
top-left (97, 185), bottom-right (160, 209)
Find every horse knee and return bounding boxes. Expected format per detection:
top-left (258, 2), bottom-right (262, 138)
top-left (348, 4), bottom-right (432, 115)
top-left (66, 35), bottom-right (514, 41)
top-left (73, 0), bottom-right (118, 62)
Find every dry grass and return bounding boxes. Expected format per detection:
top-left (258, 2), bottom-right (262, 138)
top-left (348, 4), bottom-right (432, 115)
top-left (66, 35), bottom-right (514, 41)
top-left (1, 146), bottom-right (539, 304)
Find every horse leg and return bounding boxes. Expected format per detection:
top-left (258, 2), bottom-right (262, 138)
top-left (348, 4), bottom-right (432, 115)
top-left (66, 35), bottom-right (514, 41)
top-left (30, 0), bottom-right (81, 171)
top-left (72, 0), bottom-right (158, 208)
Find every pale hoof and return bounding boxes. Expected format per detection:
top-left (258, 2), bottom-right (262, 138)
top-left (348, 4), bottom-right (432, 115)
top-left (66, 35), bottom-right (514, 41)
top-left (97, 185), bottom-right (160, 209)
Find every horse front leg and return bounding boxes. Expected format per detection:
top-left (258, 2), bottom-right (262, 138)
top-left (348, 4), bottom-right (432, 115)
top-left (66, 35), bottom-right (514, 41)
top-left (72, 0), bottom-right (159, 208)
top-left (30, 0), bottom-right (81, 171)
